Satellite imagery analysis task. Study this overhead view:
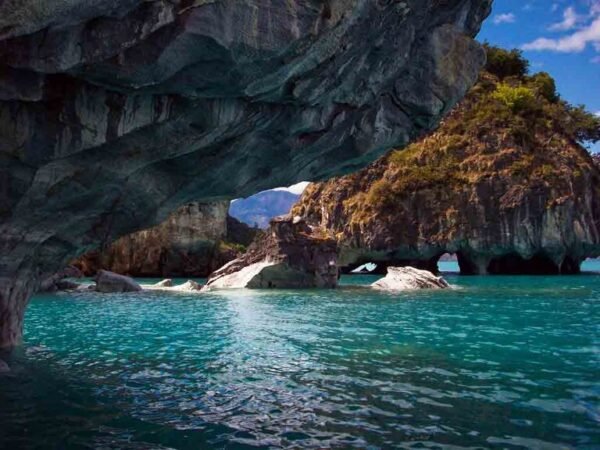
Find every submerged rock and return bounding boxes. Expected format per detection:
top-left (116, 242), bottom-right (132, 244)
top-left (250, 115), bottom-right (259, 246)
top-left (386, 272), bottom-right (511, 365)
top-left (0, 0), bottom-right (491, 346)
top-left (0, 358), bottom-right (9, 373)
top-left (372, 267), bottom-right (450, 291)
top-left (205, 217), bottom-right (338, 290)
top-left (94, 270), bottom-right (142, 293)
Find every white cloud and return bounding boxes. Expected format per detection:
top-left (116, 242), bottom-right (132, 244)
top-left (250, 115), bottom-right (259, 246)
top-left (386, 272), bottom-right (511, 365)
top-left (273, 181), bottom-right (309, 195)
top-left (493, 13), bottom-right (516, 25)
top-left (523, 16), bottom-right (600, 52)
top-left (549, 7), bottom-right (580, 31)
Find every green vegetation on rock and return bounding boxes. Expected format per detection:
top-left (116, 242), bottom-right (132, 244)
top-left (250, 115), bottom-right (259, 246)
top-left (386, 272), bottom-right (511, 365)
top-left (292, 46), bottom-right (600, 275)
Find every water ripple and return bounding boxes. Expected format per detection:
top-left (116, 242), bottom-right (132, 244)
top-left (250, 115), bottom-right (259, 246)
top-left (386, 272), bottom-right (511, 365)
top-left (0, 274), bottom-right (599, 448)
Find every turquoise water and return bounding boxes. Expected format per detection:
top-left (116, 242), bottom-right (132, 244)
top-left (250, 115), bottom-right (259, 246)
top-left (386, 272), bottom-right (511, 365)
top-left (1, 265), bottom-right (599, 449)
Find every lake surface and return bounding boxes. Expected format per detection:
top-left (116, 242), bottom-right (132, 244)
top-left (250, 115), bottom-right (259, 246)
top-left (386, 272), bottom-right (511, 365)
top-left (1, 264), bottom-right (599, 449)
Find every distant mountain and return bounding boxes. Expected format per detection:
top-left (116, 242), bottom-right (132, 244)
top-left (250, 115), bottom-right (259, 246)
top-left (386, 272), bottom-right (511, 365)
top-left (229, 190), bottom-right (300, 229)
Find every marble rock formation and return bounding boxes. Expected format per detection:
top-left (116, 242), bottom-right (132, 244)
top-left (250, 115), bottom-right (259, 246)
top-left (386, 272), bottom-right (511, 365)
top-left (0, 0), bottom-right (491, 346)
top-left (372, 267), bottom-right (450, 291)
top-left (94, 270), bottom-right (142, 293)
top-left (204, 216), bottom-right (338, 290)
top-left (73, 201), bottom-right (253, 277)
top-left (292, 72), bottom-right (600, 276)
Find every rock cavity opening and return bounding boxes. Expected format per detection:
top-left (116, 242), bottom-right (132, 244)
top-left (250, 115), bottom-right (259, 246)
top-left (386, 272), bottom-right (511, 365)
top-left (343, 256), bottom-right (443, 275)
top-left (486, 253), bottom-right (581, 275)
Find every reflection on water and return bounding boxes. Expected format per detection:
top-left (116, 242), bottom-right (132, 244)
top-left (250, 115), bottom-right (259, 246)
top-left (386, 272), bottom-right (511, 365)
top-left (1, 272), bottom-right (599, 449)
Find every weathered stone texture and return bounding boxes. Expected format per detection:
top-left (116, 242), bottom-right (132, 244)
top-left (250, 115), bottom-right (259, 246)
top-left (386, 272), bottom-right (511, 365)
top-left (0, 0), bottom-right (491, 346)
top-left (73, 201), bottom-right (244, 277)
top-left (372, 267), bottom-right (450, 291)
top-left (204, 216), bottom-right (339, 289)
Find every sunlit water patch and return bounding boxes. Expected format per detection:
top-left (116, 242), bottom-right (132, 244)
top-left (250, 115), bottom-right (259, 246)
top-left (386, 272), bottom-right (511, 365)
top-left (1, 271), bottom-right (599, 449)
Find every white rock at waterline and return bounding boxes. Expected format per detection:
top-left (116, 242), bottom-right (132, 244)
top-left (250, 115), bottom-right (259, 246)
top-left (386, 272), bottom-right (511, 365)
top-left (203, 261), bottom-right (278, 290)
top-left (177, 280), bottom-right (202, 292)
top-left (154, 279), bottom-right (174, 288)
top-left (372, 267), bottom-right (450, 291)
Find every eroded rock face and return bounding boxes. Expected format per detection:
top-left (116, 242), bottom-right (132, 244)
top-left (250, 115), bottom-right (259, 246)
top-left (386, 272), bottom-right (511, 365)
top-left (292, 72), bottom-right (600, 275)
top-left (205, 216), bottom-right (338, 289)
top-left (295, 149), bottom-right (600, 276)
top-left (0, 0), bottom-right (491, 346)
top-left (372, 267), bottom-right (450, 291)
top-left (73, 201), bottom-right (253, 277)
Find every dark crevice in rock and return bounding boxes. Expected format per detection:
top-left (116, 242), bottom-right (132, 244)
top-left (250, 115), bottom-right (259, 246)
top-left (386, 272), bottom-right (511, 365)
top-left (560, 256), bottom-right (581, 275)
top-left (487, 253), bottom-right (569, 276)
top-left (456, 252), bottom-right (485, 276)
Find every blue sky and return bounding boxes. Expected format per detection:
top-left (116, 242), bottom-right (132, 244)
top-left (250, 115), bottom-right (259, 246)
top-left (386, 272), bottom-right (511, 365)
top-left (478, 0), bottom-right (600, 151)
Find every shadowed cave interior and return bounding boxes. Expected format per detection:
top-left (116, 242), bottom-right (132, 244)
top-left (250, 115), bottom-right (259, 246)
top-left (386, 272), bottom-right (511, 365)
top-left (342, 252), bottom-right (583, 276)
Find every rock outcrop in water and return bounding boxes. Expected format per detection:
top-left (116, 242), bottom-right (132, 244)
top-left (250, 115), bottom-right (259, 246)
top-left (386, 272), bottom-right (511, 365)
top-left (39, 266), bottom-right (83, 292)
top-left (372, 267), bottom-right (450, 291)
top-left (292, 49), bottom-right (600, 275)
top-left (94, 270), bottom-right (142, 293)
top-left (0, 0), bottom-right (491, 346)
top-left (204, 216), bottom-right (338, 289)
top-left (73, 201), bottom-right (256, 277)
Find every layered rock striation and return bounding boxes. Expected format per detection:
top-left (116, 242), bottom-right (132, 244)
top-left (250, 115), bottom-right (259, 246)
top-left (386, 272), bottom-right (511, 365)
top-left (204, 216), bottom-right (338, 289)
top-left (73, 201), bottom-right (256, 277)
top-left (0, 0), bottom-right (491, 346)
top-left (293, 60), bottom-right (600, 275)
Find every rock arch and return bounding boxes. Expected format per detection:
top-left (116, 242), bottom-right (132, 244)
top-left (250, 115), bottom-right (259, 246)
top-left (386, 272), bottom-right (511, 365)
top-left (0, 1), bottom-right (491, 347)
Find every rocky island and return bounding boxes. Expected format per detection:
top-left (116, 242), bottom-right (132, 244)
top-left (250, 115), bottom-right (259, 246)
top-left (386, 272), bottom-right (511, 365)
top-left (291, 47), bottom-right (600, 275)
